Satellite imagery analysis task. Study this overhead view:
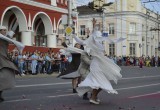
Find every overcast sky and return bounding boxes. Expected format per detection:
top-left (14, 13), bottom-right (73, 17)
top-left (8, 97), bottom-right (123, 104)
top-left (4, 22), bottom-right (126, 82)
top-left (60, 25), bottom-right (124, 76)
top-left (77, 0), bottom-right (160, 13)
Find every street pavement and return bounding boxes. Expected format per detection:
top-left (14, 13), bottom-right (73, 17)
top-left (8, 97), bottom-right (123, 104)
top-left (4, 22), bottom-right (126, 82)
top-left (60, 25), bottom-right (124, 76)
top-left (0, 66), bottom-right (160, 110)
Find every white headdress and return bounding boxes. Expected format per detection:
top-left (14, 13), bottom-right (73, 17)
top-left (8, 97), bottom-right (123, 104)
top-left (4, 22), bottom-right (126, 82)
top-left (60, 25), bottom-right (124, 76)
top-left (83, 28), bottom-right (105, 55)
top-left (0, 26), bottom-right (7, 30)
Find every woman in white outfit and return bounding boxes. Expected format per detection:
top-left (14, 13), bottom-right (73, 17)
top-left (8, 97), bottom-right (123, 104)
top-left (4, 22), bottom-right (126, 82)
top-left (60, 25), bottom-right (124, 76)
top-left (75, 28), bottom-right (123, 104)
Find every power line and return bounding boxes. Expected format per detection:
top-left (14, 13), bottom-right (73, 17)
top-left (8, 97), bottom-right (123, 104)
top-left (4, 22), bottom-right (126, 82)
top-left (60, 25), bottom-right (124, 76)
top-left (142, 0), bottom-right (159, 3)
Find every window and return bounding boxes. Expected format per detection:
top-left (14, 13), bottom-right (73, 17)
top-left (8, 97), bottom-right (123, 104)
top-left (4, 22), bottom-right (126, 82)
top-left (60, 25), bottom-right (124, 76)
top-left (57, 39), bottom-right (62, 46)
top-left (58, 29), bottom-right (64, 34)
top-left (109, 44), bottom-right (115, 56)
top-left (129, 23), bottom-right (136, 34)
top-left (95, 24), bottom-right (100, 30)
top-left (80, 25), bottom-right (85, 35)
top-left (142, 24), bottom-right (144, 34)
top-left (35, 35), bottom-right (47, 47)
top-left (51, 0), bottom-right (57, 6)
top-left (130, 43), bottom-right (136, 56)
top-left (58, 23), bottom-right (65, 34)
top-left (109, 23), bottom-right (114, 35)
top-left (146, 44), bottom-right (149, 56)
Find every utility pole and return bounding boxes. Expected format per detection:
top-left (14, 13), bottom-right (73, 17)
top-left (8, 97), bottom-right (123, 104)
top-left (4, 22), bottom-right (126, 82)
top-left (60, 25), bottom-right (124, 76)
top-left (92, 18), bottom-right (97, 29)
top-left (68, 0), bottom-right (72, 26)
top-left (65, 0), bottom-right (73, 46)
top-left (142, 0), bottom-right (158, 3)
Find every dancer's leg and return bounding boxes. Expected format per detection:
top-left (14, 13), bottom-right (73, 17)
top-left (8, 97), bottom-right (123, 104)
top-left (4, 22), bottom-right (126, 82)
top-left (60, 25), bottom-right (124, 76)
top-left (89, 89), bottom-right (100, 104)
top-left (90, 89), bottom-right (98, 100)
top-left (0, 91), bottom-right (4, 102)
top-left (72, 78), bottom-right (78, 93)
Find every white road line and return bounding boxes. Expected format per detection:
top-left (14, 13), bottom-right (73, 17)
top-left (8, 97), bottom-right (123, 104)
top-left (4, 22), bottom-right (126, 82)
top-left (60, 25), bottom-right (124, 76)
top-left (47, 83), bottom-right (160, 98)
top-left (15, 82), bottom-right (71, 88)
top-left (121, 75), bottom-right (160, 80)
top-left (129, 91), bottom-right (160, 99)
top-left (4, 99), bottom-right (31, 103)
top-left (47, 93), bottom-right (76, 98)
top-left (116, 83), bottom-right (160, 91)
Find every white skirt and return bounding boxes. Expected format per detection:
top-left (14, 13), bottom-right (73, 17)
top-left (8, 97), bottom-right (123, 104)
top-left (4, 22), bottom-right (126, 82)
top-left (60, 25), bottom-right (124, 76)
top-left (77, 54), bottom-right (122, 96)
top-left (59, 71), bottom-right (80, 79)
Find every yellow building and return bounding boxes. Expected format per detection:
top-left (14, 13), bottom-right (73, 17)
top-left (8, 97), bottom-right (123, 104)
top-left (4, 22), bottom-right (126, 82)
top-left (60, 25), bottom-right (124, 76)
top-left (77, 0), bottom-right (160, 57)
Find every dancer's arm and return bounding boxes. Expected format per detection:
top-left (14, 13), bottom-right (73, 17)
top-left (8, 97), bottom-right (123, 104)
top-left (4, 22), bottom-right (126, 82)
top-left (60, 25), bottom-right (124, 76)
top-left (81, 53), bottom-right (91, 65)
top-left (73, 35), bottom-right (85, 45)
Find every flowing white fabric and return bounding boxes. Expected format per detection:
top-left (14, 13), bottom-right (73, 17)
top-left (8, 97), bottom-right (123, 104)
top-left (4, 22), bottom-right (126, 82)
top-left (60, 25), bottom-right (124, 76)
top-left (0, 33), bottom-right (25, 53)
top-left (75, 30), bottom-right (122, 96)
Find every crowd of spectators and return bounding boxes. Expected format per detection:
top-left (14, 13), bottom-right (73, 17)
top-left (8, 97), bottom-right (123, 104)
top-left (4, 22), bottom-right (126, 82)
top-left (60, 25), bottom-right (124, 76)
top-left (7, 49), bottom-right (71, 76)
top-left (7, 49), bottom-right (160, 76)
top-left (107, 55), bottom-right (160, 67)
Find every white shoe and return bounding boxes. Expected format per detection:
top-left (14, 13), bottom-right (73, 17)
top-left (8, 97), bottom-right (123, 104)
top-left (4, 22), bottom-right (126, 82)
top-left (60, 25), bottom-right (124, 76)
top-left (89, 99), bottom-right (100, 105)
top-left (21, 73), bottom-right (25, 76)
top-left (96, 98), bottom-right (100, 102)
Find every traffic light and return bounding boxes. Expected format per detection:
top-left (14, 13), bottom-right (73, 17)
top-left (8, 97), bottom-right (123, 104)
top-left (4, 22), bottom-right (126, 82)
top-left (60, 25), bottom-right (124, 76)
top-left (88, 2), bottom-right (94, 9)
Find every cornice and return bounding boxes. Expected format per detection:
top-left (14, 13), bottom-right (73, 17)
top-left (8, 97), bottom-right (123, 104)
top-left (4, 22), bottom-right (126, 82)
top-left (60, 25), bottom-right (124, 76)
top-left (78, 11), bottom-right (160, 23)
top-left (11, 0), bottom-right (68, 14)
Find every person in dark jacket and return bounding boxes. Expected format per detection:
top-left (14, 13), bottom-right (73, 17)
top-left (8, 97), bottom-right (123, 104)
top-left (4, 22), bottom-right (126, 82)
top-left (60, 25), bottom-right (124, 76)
top-left (0, 26), bottom-right (19, 102)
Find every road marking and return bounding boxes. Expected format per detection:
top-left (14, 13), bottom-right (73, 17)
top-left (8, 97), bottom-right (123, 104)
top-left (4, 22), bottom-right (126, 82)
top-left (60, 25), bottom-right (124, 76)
top-left (116, 83), bottom-right (160, 91)
top-left (121, 75), bottom-right (160, 80)
top-left (129, 91), bottom-right (160, 99)
top-left (15, 75), bottom-right (160, 88)
top-left (16, 79), bottom-right (31, 82)
top-left (47, 93), bottom-right (76, 98)
top-left (47, 83), bottom-right (160, 98)
top-left (15, 82), bottom-right (71, 88)
top-left (4, 99), bottom-right (31, 103)
top-left (4, 83), bottom-right (160, 102)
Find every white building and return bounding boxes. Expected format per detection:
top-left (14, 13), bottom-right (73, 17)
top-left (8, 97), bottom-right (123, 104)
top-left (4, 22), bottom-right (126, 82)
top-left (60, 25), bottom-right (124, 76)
top-left (77, 0), bottom-right (160, 57)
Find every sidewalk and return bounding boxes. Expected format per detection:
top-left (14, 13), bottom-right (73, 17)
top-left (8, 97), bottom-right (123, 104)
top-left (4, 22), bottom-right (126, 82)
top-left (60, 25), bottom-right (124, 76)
top-left (15, 72), bottom-right (60, 78)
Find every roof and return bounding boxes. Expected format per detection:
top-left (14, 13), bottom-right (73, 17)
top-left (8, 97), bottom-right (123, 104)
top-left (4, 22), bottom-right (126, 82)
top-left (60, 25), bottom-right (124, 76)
top-left (77, 5), bottom-right (100, 15)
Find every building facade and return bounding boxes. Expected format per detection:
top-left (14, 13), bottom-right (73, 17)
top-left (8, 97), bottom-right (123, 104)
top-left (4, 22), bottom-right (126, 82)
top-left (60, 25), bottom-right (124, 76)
top-left (0, 0), bottom-right (77, 51)
top-left (77, 0), bottom-right (160, 57)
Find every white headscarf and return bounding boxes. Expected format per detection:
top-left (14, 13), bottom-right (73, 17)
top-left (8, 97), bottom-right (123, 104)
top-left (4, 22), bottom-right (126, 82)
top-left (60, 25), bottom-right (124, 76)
top-left (83, 28), bottom-right (105, 56)
top-left (0, 26), bottom-right (7, 30)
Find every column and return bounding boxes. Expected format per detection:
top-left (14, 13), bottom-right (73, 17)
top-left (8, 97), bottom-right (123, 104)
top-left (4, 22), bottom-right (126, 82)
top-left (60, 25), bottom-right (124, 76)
top-left (122, 0), bottom-right (127, 11)
top-left (47, 34), bottom-right (56, 48)
top-left (21, 31), bottom-right (32, 46)
top-left (116, 0), bottom-right (121, 11)
top-left (137, 17), bottom-right (142, 57)
top-left (136, 0), bottom-right (141, 12)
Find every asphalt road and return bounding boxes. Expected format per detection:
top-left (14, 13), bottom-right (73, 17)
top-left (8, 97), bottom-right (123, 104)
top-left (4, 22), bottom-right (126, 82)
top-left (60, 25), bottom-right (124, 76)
top-left (0, 66), bottom-right (160, 110)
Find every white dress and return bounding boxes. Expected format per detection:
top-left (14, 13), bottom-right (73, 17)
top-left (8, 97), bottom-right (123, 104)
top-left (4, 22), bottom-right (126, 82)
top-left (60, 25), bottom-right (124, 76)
top-left (76, 30), bottom-right (122, 96)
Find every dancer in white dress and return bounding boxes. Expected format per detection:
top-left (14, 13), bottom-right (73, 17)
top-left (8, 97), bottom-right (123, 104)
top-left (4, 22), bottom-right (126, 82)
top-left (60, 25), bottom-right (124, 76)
top-left (75, 28), bottom-right (124, 104)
